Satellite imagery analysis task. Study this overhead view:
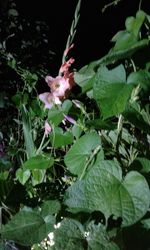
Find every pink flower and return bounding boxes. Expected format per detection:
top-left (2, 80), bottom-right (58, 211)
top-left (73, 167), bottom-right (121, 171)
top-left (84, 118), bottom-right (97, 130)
top-left (45, 76), bottom-right (70, 98)
top-left (39, 44), bottom-right (75, 109)
top-left (59, 57), bottom-right (75, 75)
top-left (39, 92), bottom-right (61, 109)
top-left (44, 121), bottom-right (52, 136)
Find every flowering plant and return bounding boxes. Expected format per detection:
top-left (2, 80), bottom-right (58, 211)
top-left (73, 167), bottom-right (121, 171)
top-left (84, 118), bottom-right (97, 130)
top-left (0, 1), bottom-right (150, 249)
top-left (39, 45), bottom-right (75, 110)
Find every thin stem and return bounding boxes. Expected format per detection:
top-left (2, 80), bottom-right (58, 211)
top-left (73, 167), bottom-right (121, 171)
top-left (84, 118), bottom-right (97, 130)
top-left (115, 114), bottom-right (124, 166)
top-left (117, 114), bottom-right (123, 134)
top-left (61, 0), bottom-right (81, 64)
top-left (36, 133), bottom-right (46, 155)
top-left (0, 207), bottom-right (2, 231)
top-left (131, 59), bottom-right (136, 72)
top-left (102, 0), bottom-right (122, 13)
top-left (79, 145), bottom-right (101, 180)
top-left (139, 0), bottom-right (143, 10)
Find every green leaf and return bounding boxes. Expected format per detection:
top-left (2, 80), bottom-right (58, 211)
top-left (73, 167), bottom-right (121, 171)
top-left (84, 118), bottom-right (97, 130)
top-left (93, 65), bottom-right (133, 119)
top-left (64, 160), bottom-right (150, 227)
top-left (125, 10), bottom-right (146, 38)
top-left (64, 132), bottom-right (101, 177)
top-left (86, 221), bottom-right (119, 250)
top-left (31, 99), bottom-right (43, 117)
top-left (62, 99), bottom-right (73, 113)
top-left (21, 71), bottom-right (38, 93)
top-left (50, 127), bottom-right (73, 148)
top-left (41, 200), bottom-right (61, 217)
top-left (111, 10), bottom-right (146, 51)
top-left (22, 154), bottom-right (54, 170)
top-left (1, 210), bottom-right (55, 246)
top-left (74, 65), bottom-right (95, 92)
top-left (32, 169), bottom-right (46, 186)
top-left (127, 70), bottom-right (150, 93)
top-left (48, 107), bottom-right (64, 126)
top-left (72, 124), bottom-right (83, 139)
top-left (16, 168), bottom-right (31, 185)
top-left (12, 92), bottom-right (29, 108)
top-left (113, 31), bottom-right (137, 51)
top-left (51, 219), bottom-right (84, 250)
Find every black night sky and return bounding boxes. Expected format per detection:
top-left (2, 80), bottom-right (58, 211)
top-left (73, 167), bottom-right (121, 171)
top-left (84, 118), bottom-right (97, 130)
top-left (14, 0), bottom-right (149, 70)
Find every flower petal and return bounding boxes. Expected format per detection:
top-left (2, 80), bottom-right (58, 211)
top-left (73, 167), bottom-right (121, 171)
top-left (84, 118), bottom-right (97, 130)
top-left (39, 92), bottom-right (61, 109)
top-left (44, 121), bottom-right (52, 136)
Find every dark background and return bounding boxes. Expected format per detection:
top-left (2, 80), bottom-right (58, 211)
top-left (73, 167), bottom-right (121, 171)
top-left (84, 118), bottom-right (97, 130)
top-left (1, 0), bottom-right (150, 74)
top-left (14, 0), bottom-right (150, 69)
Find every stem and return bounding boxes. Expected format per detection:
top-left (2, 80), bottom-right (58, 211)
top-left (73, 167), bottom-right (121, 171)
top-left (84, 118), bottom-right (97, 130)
top-left (36, 133), bottom-right (46, 155)
top-left (117, 114), bottom-right (123, 134)
top-left (79, 145), bottom-right (101, 180)
top-left (61, 0), bottom-right (81, 64)
top-left (102, 0), bottom-right (122, 13)
top-left (131, 59), bottom-right (136, 72)
top-left (139, 0), bottom-right (143, 10)
top-left (0, 207), bottom-right (2, 231)
top-left (115, 114), bottom-right (123, 165)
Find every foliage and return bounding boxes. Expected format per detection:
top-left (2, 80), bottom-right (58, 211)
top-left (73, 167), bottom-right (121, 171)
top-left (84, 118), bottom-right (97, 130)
top-left (0, 1), bottom-right (150, 249)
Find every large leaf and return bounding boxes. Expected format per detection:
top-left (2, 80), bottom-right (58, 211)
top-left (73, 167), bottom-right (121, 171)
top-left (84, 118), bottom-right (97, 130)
top-left (64, 132), bottom-right (101, 177)
top-left (64, 160), bottom-right (150, 227)
top-left (1, 210), bottom-right (55, 246)
top-left (93, 65), bottom-right (133, 119)
top-left (51, 219), bottom-right (84, 250)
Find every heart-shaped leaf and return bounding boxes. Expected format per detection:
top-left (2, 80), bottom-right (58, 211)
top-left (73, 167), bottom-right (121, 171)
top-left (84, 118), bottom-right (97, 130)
top-left (16, 168), bottom-right (31, 185)
top-left (64, 160), bottom-right (150, 227)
